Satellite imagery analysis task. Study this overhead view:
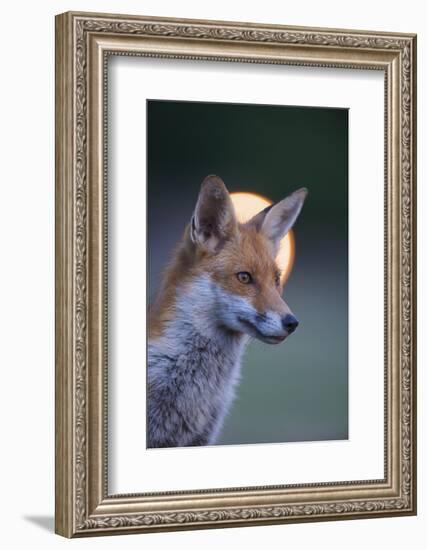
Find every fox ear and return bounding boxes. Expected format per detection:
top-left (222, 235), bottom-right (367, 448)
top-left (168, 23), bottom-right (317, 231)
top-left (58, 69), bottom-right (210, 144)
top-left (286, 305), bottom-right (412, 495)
top-left (191, 175), bottom-right (237, 253)
top-left (256, 188), bottom-right (307, 255)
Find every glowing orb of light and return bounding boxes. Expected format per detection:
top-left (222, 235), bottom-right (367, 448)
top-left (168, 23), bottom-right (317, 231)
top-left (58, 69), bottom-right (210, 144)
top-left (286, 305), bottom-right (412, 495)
top-left (230, 192), bottom-right (295, 284)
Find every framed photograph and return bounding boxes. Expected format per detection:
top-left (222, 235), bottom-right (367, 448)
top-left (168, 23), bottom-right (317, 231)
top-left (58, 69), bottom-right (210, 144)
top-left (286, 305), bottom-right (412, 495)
top-left (55, 11), bottom-right (417, 537)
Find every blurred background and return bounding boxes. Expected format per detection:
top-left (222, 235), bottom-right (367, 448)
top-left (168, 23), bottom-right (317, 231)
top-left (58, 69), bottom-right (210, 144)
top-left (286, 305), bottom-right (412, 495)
top-left (147, 99), bottom-right (348, 445)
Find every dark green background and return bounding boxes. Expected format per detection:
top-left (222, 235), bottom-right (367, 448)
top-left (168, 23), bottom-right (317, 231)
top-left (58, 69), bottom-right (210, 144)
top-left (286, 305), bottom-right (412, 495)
top-left (147, 99), bottom-right (348, 445)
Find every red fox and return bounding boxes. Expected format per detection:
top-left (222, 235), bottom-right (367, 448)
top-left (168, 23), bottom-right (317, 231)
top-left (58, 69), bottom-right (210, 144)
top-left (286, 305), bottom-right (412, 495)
top-left (147, 176), bottom-right (307, 448)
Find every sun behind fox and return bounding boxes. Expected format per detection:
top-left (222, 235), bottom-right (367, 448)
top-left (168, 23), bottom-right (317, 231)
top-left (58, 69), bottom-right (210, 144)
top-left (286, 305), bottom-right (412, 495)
top-left (147, 175), bottom-right (307, 448)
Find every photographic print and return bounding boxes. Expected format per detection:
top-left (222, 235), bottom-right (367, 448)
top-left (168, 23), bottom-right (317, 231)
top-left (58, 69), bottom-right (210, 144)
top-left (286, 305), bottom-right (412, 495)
top-left (56, 12), bottom-right (416, 537)
top-left (147, 100), bottom-right (348, 448)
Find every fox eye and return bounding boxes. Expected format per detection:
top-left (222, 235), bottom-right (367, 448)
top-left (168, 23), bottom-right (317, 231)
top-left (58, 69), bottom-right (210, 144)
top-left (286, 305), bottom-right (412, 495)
top-left (274, 273), bottom-right (281, 287)
top-left (236, 271), bottom-right (252, 284)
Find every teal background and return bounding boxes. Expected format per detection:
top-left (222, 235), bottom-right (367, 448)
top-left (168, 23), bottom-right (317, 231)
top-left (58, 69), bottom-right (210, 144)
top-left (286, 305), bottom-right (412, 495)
top-left (147, 99), bottom-right (348, 444)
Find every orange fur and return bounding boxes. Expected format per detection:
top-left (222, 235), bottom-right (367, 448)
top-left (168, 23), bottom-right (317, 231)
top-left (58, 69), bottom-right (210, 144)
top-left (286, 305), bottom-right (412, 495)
top-left (148, 222), bottom-right (286, 339)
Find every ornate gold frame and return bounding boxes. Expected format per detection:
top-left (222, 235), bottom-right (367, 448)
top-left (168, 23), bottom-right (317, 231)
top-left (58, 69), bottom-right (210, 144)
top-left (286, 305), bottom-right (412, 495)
top-left (55, 11), bottom-right (417, 537)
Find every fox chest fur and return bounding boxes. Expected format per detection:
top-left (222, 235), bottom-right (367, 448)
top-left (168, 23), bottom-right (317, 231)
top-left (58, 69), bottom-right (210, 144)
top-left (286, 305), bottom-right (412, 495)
top-left (147, 329), bottom-right (245, 448)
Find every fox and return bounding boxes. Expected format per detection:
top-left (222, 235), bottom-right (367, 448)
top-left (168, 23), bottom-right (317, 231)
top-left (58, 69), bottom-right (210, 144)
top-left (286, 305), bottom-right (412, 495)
top-left (147, 175), bottom-right (307, 448)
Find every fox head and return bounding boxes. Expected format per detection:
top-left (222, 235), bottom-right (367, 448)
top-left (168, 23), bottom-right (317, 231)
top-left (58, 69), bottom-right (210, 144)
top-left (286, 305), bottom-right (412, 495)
top-left (187, 175), bottom-right (307, 344)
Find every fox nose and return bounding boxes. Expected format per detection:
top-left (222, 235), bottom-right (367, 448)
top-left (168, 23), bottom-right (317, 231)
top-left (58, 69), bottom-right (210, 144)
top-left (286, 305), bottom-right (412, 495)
top-left (282, 314), bottom-right (299, 334)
